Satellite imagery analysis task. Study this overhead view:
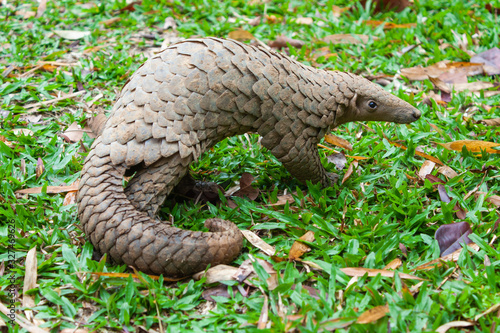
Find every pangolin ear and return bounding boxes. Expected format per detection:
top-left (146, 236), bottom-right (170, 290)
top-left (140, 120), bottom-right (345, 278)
top-left (349, 93), bottom-right (358, 111)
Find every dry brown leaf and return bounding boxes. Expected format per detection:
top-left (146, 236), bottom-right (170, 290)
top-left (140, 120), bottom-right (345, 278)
top-left (383, 258), bottom-right (402, 270)
top-left (331, 5), bottom-right (350, 17)
top-left (429, 77), bottom-right (451, 93)
top-left (63, 190), bottom-right (77, 206)
top-left (193, 264), bottom-right (239, 284)
top-left (23, 247), bottom-right (38, 308)
top-left (341, 160), bottom-right (358, 185)
top-left (435, 140), bottom-right (500, 154)
top-left (360, 0), bottom-right (410, 13)
top-left (474, 192), bottom-right (500, 207)
top-left (36, 158), bottom-right (44, 178)
top-left (323, 34), bottom-right (378, 45)
top-left (16, 183), bottom-right (79, 195)
top-left (356, 305), bottom-right (389, 324)
top-left (289, 231), bottom-right (315, 260)
top-left (324, 134), bottom-right (353, 150)
top-left (413, 243), bottom-right (480, 271)
top-left (327, 152), bottom-right (347, 170)
top-left (267, 193), bottom-right (295, 206)
top-left (401, 61), bottom-right (483, 81)
top-left (241, 230), bottom-right (276, 256)
top-left (340, 267), bottom-right (424, 280)
top-left (100, 17), bottom-right (121, 26)
top-left (453, 81), bottom-right (495, 92)
top-left (295, 17), bottom-right (313, 25)
top-left (54, 30), bottom-right (91, 40)
top-left (61, 122), bottom-right (87, 143)
top-left (87, 113), bottom-right (107, 137)
top-left (36, 0), bottom-right (47, 18)
top-left (436, 321), bottom-right (474, 333)
top-left (257, 294), bottom-right (269, 329)
top-left (470, 47), bottom-right (500, 75)
top-left (418, 160), bottom-right (436, 181)
top-left (389, 141), bottom-right (444, 165)
top-left (268, 35), bottom-right (305, 49)
top-left (474, 303), bottom-right (500, 321)
top-left (16, 10), bottom-right (36, 19)
top-left (227, 30), bottom-right (255, 41)
top-left (365, 20), bottom-right (416, 29)
top-left (60, 330), bottom-right (88, 333)
top-left (436, 165), bottom-right (460, 181)
top-left (482, 118), bottom-right (500, 126)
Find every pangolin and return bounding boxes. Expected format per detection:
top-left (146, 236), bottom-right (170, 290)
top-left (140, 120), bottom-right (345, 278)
top-left (77, 37), bottom-right (421, 277)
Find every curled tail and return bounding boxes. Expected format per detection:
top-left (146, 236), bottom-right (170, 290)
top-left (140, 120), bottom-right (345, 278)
top-left (77, 137), bottom-right (243, 277)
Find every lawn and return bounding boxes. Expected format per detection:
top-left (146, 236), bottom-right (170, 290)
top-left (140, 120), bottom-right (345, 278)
top-left (1, 0), bottom-right (500, 332)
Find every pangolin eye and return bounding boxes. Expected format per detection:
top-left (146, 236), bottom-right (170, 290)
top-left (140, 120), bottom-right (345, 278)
top-left (368, 101), bottom-right (378, 109)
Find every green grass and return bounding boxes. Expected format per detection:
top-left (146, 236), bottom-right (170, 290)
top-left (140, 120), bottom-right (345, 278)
top-left (1, 0), bottom-right (500, 331)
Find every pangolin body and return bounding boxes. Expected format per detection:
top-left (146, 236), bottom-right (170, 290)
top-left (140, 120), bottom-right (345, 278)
top-left (77, 37), bottom-right (420, 277)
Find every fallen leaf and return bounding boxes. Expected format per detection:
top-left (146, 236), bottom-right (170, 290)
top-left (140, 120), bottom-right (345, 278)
top-left (327, 152), bottom-right (347, 170)
top-left (470, 47), bottom-right (500, 75)
top-left (435, 140), bottom-right (500, 154)
top-left (356, 305), bottom-right (389, 324)
top-left (267, 193), bottom-right (295, 206)
top-left (193, 264), bottom-right (239, 284)
top-left (429, 77), bottom-right (451, 94)
top-left (413, 243), bottom-right (480, 271)
top-left (384, 258), bottom-right (402, 270)
top-left (289, 231), bottom-right (315, 260)
top-left (36, 158), bottom-right (44, 178)
top-left (100, 17), bottom-right (121, 26)
top-left (163, 16), bottom-right (177, 30)
top-left (233, 258), bottom-right (275, 283)
top-left (323, 34), bottom-right (378, 45)
top-left (36, 0), bottom-right (47, 18)
top-left (233, 172), bottom-right (259, 200)
top-left (453, 81), bottom-right (495, 92)
top-left (324, 134), bottom-right (353, 150)
top-left (53, 30), bottom-right (91, 40)
top-left (437, 184), bottom-right (451, 203)
top-left (474, 192), bottom-right (500, 207)
top-left (436, 165), bottom-right (460, 181)
top-left (119, 0), bottom-right (141, 12)
top-left (258, 294), bottom-right (269, 329)
top-left (340, 267), bottom-right (424, 280)
top-left (15, 183), bottom-right (79, 195)
top-left (474, 303), bottom-right (500, 321)
top-left (227, 30), bottom-right (255, 41)
top-left (331, 5), bottom-right (350, 17)
top-left (22, 247), bottom-right (37, 309)
top-left (359, 0), bottom-right (410, 13)
top-left (436, 321), bottom-right (474, 333)
top-left (365, 20), bottom-right (416, 29)
top-left (295, 17), bottom-right (313, 25)
top-left (418, 160), bottom-right (436, 181)
top-left (435, 222), bottom-right (472, 256)
top-left (268, 35), bottom-right (305, 49)
top-left (63, 190), bottom-right (77, 206)
top-left (401, 61), bottom-right (483, 81)
top-left (341, 161), bottom-right (358, 185)
top-left (390, 141), bottom-right (443, 165)
top-left (241, 230), bottom-right (276, 256)
top-left (15, 10), bottom-right (36, 19)
top-left (202, 285), bottom-right (233, 301)
top-left (87, 113), bottom-right (107, 137)
top-left (482, 118), bottom-right (500, 126)
top-left (60, 122), bottom-right (87, 143)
